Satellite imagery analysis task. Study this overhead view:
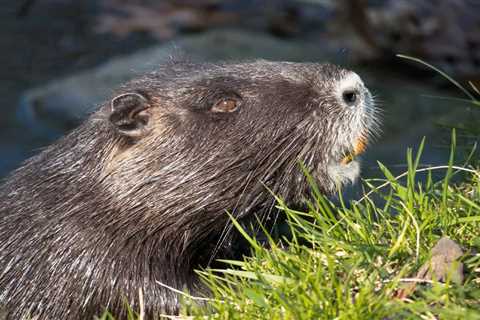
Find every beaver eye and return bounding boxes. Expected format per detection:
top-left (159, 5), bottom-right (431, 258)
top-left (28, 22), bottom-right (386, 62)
top-left (211, 99), bottom-right (240, 113)
top-left (342, 90), bottom-right (357, 105)
top-left (342, 89), bottom-right (359, 106)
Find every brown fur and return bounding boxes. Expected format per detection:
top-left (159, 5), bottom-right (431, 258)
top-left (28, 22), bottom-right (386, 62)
top-left (0, 60), bottom-right (377, 319)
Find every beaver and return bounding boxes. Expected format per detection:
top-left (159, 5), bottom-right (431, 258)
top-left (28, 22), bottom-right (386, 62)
top-left (0, 60), bottom-right (378, 319)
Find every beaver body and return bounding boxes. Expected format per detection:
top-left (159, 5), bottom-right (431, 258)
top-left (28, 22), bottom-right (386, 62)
top-left (0, 61), bottom-right (377, 319)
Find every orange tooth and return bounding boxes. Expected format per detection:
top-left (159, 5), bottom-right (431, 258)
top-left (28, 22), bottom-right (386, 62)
top-left (341, 154), bottom-right (354, 165)
top-left (341, 137), bottom-right (369, 165)
top-left (354, 136), bottom-right (368, 156)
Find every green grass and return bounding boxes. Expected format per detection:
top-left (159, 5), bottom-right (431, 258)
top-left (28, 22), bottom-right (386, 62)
top-left (99, 139), bottom-right (480, 319)
top-left (180, 135), bottom-right (480, 319)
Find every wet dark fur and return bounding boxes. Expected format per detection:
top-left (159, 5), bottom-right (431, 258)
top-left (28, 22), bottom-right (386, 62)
top-left (0, 61), bottom-right (369, 319)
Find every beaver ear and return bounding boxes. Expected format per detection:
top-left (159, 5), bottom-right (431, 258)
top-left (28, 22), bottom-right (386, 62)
top-left (109, 92), bottom-right (151, 138)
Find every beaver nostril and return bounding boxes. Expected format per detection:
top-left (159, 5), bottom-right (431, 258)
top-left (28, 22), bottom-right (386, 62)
top-left (342, 90), bottom-right (358, 106)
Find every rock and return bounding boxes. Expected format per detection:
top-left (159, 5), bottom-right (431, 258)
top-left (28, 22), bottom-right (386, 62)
top-left (422, 237), bottom-right (464, 284)
top-left (395, 237), bottom-right (464, 299)
top-left (333, 0), bottom-right (480, 80)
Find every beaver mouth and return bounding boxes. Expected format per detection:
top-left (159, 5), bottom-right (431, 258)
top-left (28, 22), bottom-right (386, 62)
top-left (340, 136), bottom-right (368, 165)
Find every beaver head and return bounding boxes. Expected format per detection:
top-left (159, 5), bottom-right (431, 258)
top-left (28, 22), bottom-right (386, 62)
top-left (104, 60), bottom-right (378, 212)
top-left (0, 60), bottom-right (378, 318)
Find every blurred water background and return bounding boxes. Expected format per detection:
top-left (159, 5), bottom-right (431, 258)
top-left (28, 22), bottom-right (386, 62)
top-left (1, 0), bottom-right (480, 197)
